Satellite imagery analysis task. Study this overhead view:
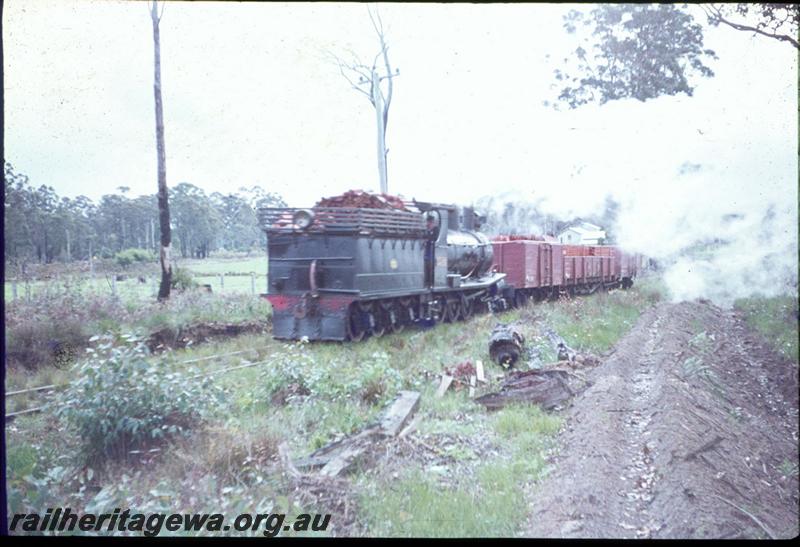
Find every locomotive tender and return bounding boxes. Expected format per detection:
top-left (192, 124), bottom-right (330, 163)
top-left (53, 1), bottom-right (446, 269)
top-left (258, 201), bottom-right (505, 341)
top-left (258, 201), bottom-right (641, 341)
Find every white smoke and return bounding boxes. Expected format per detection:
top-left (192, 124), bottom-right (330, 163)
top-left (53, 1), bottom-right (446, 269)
top-left (472, 54), bottom-right (797, 308)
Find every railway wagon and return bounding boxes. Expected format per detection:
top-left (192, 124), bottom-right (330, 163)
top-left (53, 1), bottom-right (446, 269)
top-left (491, 238), bottom-right (639, 301)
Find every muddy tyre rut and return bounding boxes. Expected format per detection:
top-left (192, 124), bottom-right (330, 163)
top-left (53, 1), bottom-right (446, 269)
top-left (526, 301), bottom-right (799, 539)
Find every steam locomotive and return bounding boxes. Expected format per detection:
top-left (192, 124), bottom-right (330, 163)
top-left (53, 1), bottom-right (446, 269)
top-left (258, 201), bottom-right (640, 341)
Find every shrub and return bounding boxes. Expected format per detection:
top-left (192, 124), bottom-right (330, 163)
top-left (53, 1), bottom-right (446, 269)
top-left (55, 334), bottom-right (225, 464)
top-left (260, 345), bottom-right (403, 406)
top-left (170, 266), bottom-right (197, 291)
top-left (114, 248), bottom-right (154, 268)
top-left (5, 315), bottom-right (88, 370)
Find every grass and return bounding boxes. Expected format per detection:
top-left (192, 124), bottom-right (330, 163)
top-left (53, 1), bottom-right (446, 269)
top-left (5, 255), bottom-right (268, 302)
top-left (734, 295), bottom-right (799, 363)
top-left (522, 276), bottom-right (667, 361)
top-left (6, 278), bottom-right (662, 537)
top-left (360, 404), bottom-right (561, 537)
top-left (359, 466), bottom-right (522, 537)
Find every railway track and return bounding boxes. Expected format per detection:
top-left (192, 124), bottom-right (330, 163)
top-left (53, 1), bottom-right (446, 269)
top-left (5, 347), bottom-right (268, 421)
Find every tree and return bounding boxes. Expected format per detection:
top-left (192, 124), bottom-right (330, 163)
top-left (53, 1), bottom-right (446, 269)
top-left (150, 0), bottom-right (172, 300)
top-left (332, 6), bottom-right (399, 193)
top-left (170, 183), bottom-right (220, 259)
top-left (552, 3), bottom-right (798, 109)
top-left (701, 3), bottom-right (799, 49)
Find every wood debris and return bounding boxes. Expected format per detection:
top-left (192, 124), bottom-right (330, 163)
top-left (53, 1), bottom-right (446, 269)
top-left (475, 368), bottom-right (590, 411)
top-left (295, 390), bottom-right (421, 477)
top-left (476, 360), bottom-right (486, 383)
top-left (435, 374), bottom-right (454, 398)
top-left (315, 190), bottom-right (409, 211)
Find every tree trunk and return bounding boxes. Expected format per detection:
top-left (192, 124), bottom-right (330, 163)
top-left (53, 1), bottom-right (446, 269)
top-left (65, 228), bottom-right (71, 262)
top-left (372, 70), bottom-right (388, 194)
top-left (151, 0), bottom-right (172, 300)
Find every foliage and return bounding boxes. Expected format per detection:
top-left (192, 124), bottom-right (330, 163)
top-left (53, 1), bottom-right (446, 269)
top-left (553, 3), bottom-right (799, 109)
top-left (4, 288), bottom-right (112, 369)
top-left (114, 248), bottom-right (154, 268)
top-left (703, 3), bottom-right (799, 49)
top-left (361, 404), bottom-right (560, 537)
top-left (553, 4), bottom-right (716, 109)
top-left (170, 266), bottom-right (197, 290)
top-left (536, 278), bottom-right (664, 353)
top-left (260, 343), bottom-right (403, 406)
top-left (54, 334), bottom-right (225, 463)
top-left (3, 161), bottom-right (285, 267)
top-left (735, 295), bottom-right (799, 363)
top-left (492, 403), bottom-right (561, 439)
top-left (359, 467), bottom-right (522, 537)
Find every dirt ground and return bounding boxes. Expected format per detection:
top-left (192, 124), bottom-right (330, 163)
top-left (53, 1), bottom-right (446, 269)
top-left (526, 300), bottom-right (799, 539)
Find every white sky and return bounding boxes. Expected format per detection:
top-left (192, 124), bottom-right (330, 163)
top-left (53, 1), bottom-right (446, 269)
top-left (6, 1), bottom-right (795, 209)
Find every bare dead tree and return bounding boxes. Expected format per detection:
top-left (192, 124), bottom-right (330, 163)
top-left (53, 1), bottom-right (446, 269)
top-left (331, 6), bottom-right (399, 194)
top-left (150, 0), bottom-right (172, 300)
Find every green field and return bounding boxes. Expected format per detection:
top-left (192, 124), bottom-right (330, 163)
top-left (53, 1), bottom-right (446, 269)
top-left (4, 256), bottom-right (269, 302)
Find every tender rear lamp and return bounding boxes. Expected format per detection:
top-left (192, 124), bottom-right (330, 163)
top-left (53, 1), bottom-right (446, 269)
top-left (293, 209), bottom-right (315, 230)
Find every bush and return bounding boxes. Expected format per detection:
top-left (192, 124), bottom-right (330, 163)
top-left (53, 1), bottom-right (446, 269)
top-left (170, 266), bottom-right (197, 291)
top-left (5, 315), bottom-right (88, 370)
top-left (5, 292), bottom-right (99, 369)
top-left (55, 334), bottom-right (225, 464)
top-left (114, 248), bottom-right (154, 268)
top-left (261, 345), bottom-right (403, 406)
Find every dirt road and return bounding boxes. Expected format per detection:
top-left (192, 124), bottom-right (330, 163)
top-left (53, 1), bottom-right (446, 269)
top-left (526, 301), bottom-right (799, 539)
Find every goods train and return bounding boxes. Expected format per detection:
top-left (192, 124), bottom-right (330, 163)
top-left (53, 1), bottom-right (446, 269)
top-left (258, 201), bottom-right (641, 341)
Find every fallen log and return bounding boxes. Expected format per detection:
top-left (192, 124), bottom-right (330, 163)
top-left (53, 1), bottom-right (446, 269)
top-left (295, 390), bottom-right (421, 476)
top-left (474, 369), bottom-right (582, 411)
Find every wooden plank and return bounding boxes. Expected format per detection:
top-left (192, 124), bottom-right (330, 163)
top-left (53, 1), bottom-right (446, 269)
top-left (295, 391), bottom-right (421, 477)
top-left (380, 390), bottom-right (421, 437)
top-left (469, 375), bottom-right (477, 397)
top-left (435, 374), bottom-right (454, 398)
top-left (399, 415), bottom-right (421, 438)
top-left (319, 442), bottom-right (370, 477)
top-left (476, 360), bottom-right (486, 383)
top-left (296, 426), bottom-right (380, 469)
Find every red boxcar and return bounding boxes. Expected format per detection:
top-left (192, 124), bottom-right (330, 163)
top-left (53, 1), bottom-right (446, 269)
top-left (492, 236), bottom-right (641, 294)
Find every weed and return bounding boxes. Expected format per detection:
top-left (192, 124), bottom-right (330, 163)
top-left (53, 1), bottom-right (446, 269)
top-left (360, 467), bottom-right (521, 537)
top-left (778, 459), bottom-right (798, 478)
top-left (55, 334), bottom-right (226, 464)
top-left (735, 295), bottom-right (799, 363)
top-left (114, 248), bottom-right (155, 268)
top-left (493, 404), bottom-right (562, 439)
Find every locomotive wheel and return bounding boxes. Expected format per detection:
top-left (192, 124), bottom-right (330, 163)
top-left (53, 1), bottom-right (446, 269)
top-left (399, 298), bottom-right (416, 324)
top-left (429, 299), bottom-right (444, 324)
top-left (346, 304), bottom-right (366, 342)
top-left (383, 300), bottom-right (404, 334)
top-left (444, 298), bottom-right (461, 323)
top-left (460, 295), bottom-right (473, 320)
top-left (370, 302), bottom-right (387, 338)
top-left (388, 308), bottom-right (404, 333)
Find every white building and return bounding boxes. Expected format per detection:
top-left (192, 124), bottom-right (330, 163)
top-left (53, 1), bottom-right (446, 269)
top-left (558, 222), bottom-right (606, 245)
